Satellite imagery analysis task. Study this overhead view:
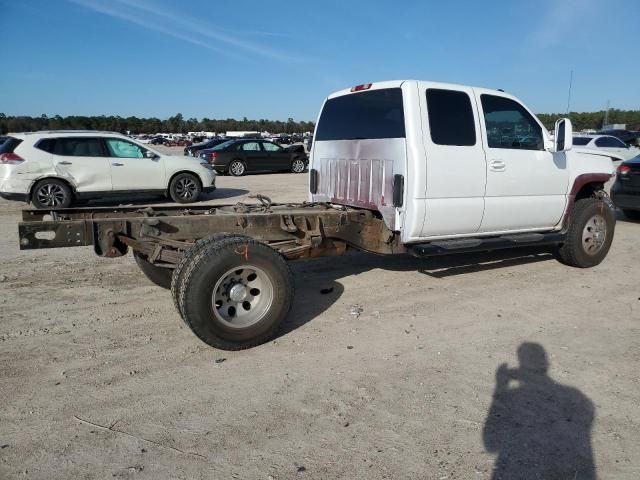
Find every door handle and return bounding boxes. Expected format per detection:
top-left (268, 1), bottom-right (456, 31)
top-left (58, 161), bottom-right (73, 165)
top-left (112, 163), bottom-right (124, 166)
top-left (489, 160), bottom-right (506, 172)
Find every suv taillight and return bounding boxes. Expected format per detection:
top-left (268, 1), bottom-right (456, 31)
top-left (617, 165), bottom-right (631, 175)
top-left (0, 153), bottom-right (25, 165)
top-left (207, 152), bottom-right (218, 164)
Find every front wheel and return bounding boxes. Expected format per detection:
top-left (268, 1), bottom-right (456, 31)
top-left (169, 173), bottom-right (201, 203)
top-left (173, 236), bottom-right (294, 350)
top-left (555, 197), bottom-right (615, 268)
top-left (291, 158), bottom-right (306, 173)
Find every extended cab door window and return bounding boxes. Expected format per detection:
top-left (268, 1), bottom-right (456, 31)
top-left (480, 95), bottom-right (543, 151)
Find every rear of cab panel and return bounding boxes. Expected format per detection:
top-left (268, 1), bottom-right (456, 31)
top-left (310, 81), bottom-right (412, 233)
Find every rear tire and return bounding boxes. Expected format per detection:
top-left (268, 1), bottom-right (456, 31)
top-left (229, 160), bottom-right (246, 177)
top-left (133, 251), bottom-right (172, 289)
top-left (291, 158), bottom-right (306, 173)
top-left (555, 197), bottom-right (615, 268)
top-left (173, 236), bottom-right (294, 350)
top-left (169, 173), bottom-right (201, 203)
top-left (622, 209), bottom-right (640, 221)
top-left (31, 179), bottom-right (72, 209)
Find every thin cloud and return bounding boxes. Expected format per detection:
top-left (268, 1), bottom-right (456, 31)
top-left (529, 0), bottom-right (603, 47)
top-left (70, 0), bottom-right (302, 63)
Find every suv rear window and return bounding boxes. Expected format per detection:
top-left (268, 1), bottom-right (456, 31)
top-left (572, 137), bottom-right (591, 146)
top-left (0, 136), bottom-right (23, 154)
top-left (315, 88), bottom-right (405, 141)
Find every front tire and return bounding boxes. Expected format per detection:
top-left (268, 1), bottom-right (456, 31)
top-left (31, 179), bottom-right (72, 209)
top-left (229, 160), bottom-right (246, 177)
top-left (133, 251), bottom-right (172, 289)
top-left (555, 197), bottom-right (615, 268)
top-left (173, 236), bottom-right (294, 350)
top-left (169, 173), bottom-right (201, 203)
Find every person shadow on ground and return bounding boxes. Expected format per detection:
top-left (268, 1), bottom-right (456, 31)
top-left (482, 343), bottom-right (597, 480)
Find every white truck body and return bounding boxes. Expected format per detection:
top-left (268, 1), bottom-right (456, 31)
top-left (310, 80), bottom-right (615, 244)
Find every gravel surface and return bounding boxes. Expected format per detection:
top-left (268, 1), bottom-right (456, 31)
top-left (1, 154), bottom-right (639, 479)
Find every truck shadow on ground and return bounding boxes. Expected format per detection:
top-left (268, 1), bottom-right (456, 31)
top-left (483, 343), bottom-right (596, 480)
top-left (278, 247), bottom-right (555, 336)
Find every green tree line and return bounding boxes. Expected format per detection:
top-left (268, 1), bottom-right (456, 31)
top-left (0, 113), bottom-right (315, 136)
top-left (1, 109), bottom-right (639, 135)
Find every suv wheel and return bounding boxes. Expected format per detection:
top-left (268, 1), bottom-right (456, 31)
top-left (31, 179), bottom-right (72, 209)
top-left (555, 197), bottom-right (615, 268)
top-left (169, 173), bottom-right (201, 203)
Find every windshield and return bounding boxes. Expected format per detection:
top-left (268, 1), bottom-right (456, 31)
top-left (211, 140), bottom-right (236, 151)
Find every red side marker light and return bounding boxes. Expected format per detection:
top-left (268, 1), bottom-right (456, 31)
top-left (350, 83), bottom-right (372, 92)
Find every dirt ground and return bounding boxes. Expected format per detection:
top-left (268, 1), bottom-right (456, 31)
top-left (1, 149), bottom-right (639, 479)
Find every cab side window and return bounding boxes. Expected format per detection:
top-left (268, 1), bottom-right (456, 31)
top-left (105, 138), bottom-right (146, 158)
top-left (481, 94), bottom-right (543, 151)
top-left (426, 89), bottom-right (476, 146)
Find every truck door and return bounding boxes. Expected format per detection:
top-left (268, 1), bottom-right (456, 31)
top-left (475, 91), bottom-right (569, 232)
top-left (419, 85), bottom-right (486, 237)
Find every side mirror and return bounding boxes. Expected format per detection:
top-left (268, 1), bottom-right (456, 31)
top-left (552, 118), bottom-right (573, 152)
top-left (144, 150), bottom-right (157, 159)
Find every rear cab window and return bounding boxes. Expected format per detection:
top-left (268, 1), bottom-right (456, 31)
top-left (315, 88), bottom-right (405, 141)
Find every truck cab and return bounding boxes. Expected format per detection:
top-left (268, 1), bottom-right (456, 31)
top-left (310, 80), bottom-right (615, 244)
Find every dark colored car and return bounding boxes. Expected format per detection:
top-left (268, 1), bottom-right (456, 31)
top-left (596, 129), bottom-right (640, 147)
top-left (184, 137), bottom-right (228, 157)
top-left (199, 139), bottom-right (308, 176)
top-left (272, 135), bottom-right (292, 145)
top-left (611, 154), bottom-right (640, 220)
top-left (149, 137), bottom-right (167, 145)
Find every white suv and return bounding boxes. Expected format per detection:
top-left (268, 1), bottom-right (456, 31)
top-left (0, 131), bottom-right (217, 208)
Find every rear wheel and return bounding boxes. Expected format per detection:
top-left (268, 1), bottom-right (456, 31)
top-left (291, 158), bottom-right (306, 173)
top-left (622, 209), bottom-right (640, 221)
top-left (173, 236), bottom-right (294, 350)
top-left (133, 251), bottom-right (172, 289)
top-left (169, 173), bottom-right (201, 203)
top-left (31, 179), bottom-right (72, 209)
top-left (555, 197), bottom-right (615, 268)
top-left (229, 160), bottom-right (246, 177)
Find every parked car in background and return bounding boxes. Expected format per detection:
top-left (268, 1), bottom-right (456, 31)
top-left (0, 131), bottom-right (216, 208)
top-left (611, 154), bottom-right (640, 220)
top-left (184, 137), bottom-right (228, 157)
top-left (305, 135), bottom-right (313, 152)
top-left (199, 138), bottom-right (307, 176)
top-left (149, 137), bottom-right (167, 145)
top-left (271, 134), bottom-right (292, 145)
top-left (572, 135), bottom-right (639, 161)
top-left (596, 129), bottom-right (640, 147)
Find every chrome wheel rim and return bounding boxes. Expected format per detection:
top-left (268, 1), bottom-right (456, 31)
top-left (175, 177), bottom-right (197, 199)
top-left (230, 162), bottom-right (244, 176)
top-left (292, 159), bottom-right (305, 172)
top-left (211, 265), bottom-right (274, 328)
top-left (582, 214), bottom-right (607, 255)
top-left (36, 183), bottom-right (66, 207)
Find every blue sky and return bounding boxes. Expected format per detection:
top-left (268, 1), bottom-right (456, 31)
top-left (1, 0), bottom-right (638, 121)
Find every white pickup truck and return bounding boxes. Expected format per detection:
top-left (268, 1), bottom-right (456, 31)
top-left (18, 80), bottom-right (617, 350)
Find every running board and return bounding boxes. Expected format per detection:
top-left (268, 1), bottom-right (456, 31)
top-left (409, 232), bottom-right (565, 257)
